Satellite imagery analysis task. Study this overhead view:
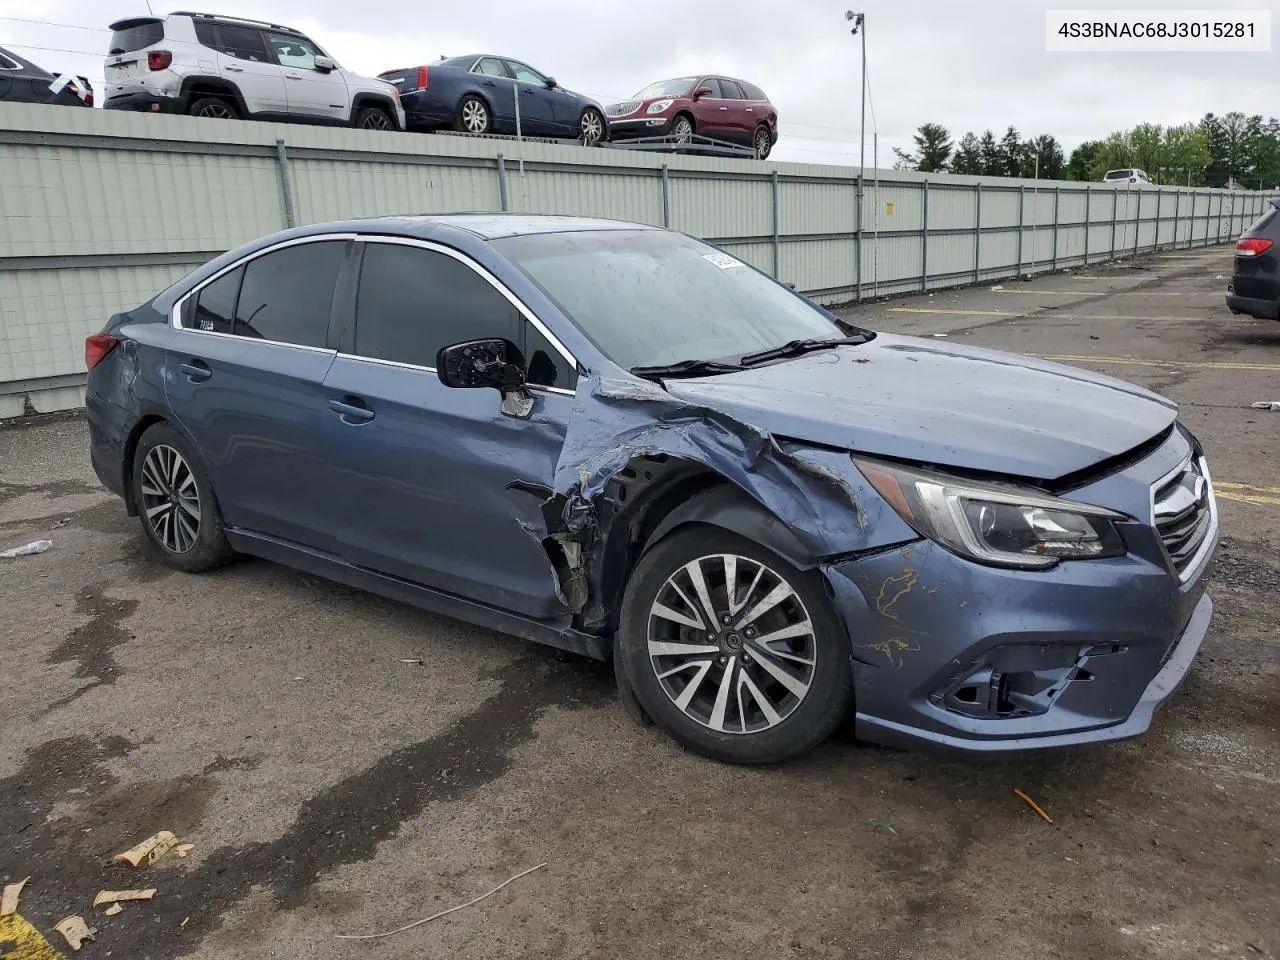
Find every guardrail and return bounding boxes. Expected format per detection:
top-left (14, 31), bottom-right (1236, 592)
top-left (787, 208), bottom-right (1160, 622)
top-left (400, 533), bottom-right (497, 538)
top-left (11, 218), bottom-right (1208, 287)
top-left (0, 102), bottom-right (1266, 417)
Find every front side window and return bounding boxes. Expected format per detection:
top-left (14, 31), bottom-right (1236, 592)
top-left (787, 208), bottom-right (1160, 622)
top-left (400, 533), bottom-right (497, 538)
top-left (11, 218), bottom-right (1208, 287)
top-left (697, 78), bottom-right (724, 98)
top-left (267, 33), bottom-right (320, 70)
top-left (494, 230), bottom-right (851, 371)
top-left (506, 60), bottom-right (546, 85)
top-left (353, 243), bottom-right (574, 389)
top-left (184, 265), bottom-right (242, 333)
top-left (233, 241), bottom-right (345, 346)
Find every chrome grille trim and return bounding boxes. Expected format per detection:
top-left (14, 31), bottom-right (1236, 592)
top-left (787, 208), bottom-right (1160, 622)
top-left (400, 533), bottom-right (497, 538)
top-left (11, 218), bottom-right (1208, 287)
top-left (606, 101), bottom-right (641, 117)
top-left (1151, 454), bottom-right (1218, 583)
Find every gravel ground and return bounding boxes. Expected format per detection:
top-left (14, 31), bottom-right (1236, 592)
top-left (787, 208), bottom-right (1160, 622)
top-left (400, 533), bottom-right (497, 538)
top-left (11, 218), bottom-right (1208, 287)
top-left (1, 244), bottom-right (1277, 960)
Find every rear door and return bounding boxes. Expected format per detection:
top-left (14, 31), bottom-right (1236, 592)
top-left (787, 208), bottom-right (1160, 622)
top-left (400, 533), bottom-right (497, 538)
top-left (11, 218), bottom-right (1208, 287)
top-left (165, 237), bottom-right (353, 552)
top-left (194, 22), bottom-right (288, 114)
top-left (320, 237), bottom-right (579, 618)
top-left (504, 59), bottom-right (560, 136)
top-left (265, 32), bottom-right (349, 122)
top-left (471, 56), bottom-right (517, 129)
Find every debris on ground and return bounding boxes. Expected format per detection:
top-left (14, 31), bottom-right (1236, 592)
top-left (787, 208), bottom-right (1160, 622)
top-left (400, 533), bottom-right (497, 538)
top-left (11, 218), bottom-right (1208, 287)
top-left (93, 889), bottom-right (156, 908)
top-left (398, 658), bottom-right (424, 665)
top-left (990, 285), bottom-right (1005, 291)
top-left (870, 819), bottom-right (897, 835)
top-left (54, 915), bottom-right (96, 950)
top-left (1, 876), bottom-right (29, 916)
top-left (115, 830), bottom-right (178, 867)
top-left (50, 517), bottom-right (72, 529)
top-left (103, 903), bottom-right (123, 916)
top-left (176, 843), bottom-right (195, 858)
top-left (1014, 788), bottom-right (1054, 824)
top-left (932, 333), bottom-right (949, 338)
top-left (1250, 401), bottom-right (1279, 411)
top-left (1, 539), bottom-right (52, 559)
top-left (335, 863), bottom-right (548, 941)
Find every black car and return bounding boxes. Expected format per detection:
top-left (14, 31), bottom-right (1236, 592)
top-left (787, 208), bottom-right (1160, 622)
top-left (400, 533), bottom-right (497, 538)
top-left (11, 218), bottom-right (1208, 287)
top-left (1227, 197), bottom-right (1280, 321)
top-left (0, 45), bottom-right (93, 107)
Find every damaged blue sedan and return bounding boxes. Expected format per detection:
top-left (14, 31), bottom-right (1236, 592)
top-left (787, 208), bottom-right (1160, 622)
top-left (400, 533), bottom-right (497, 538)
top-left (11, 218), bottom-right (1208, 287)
top-left (84, 214), bottom-right (1219, 765)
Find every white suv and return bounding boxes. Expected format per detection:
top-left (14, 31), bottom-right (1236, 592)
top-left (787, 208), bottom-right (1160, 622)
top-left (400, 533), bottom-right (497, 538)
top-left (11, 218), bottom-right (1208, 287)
top-left (1102, 168), bottom-right (1153, 185)
top-left (103, 12), bottom-right (405, 131)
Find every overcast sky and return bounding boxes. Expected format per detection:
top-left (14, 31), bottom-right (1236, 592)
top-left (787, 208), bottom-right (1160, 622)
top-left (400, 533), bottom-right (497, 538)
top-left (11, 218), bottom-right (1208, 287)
top-left (1, 0), bottom-right (1276, 166)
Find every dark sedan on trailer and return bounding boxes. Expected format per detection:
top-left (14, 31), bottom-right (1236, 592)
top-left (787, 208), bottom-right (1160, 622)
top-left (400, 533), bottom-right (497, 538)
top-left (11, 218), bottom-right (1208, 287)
top-left (606, 75), bottom-right (778, 158)
top-left (85, 214), bottom-right (1217, 765)
top-left (379, 55), bottom-right (606, 145)
top-left (0, 44), bottom-right (93, 107)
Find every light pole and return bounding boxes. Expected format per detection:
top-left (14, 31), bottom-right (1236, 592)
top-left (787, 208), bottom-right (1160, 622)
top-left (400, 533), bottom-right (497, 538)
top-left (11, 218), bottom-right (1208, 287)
top-left (846, 11), bottom-right (866, 179)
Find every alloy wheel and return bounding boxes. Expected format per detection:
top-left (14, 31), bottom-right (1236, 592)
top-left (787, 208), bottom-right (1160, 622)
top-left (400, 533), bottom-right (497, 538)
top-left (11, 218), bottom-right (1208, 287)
top-left (361, 111), bottom-right (390, 130)
top-left (580, 110), bottom-right (603, 145)
top-left (462, 99), bottom-right (488, 133)
top-left (755, 127), bottom-right (771, 159)
top-left (197, 102), bottom-right (233, 119)
top-left (646, 553), bottom-right (817, 734)
top-left (671, 117), bottom-right (693, 142)
top-left (140, 444), bottom-right (201, 554)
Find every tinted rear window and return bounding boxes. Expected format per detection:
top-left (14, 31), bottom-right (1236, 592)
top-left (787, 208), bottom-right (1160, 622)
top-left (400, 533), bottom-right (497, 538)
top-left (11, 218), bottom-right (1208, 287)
top-left (234, 241), bottom-right (346, 347)
top-left (109, 21), bottom-right (163, 55)
top-left (0, 52), bottom-right (20, 70)
top-left (1245, 208), bottom-right (1278, 236)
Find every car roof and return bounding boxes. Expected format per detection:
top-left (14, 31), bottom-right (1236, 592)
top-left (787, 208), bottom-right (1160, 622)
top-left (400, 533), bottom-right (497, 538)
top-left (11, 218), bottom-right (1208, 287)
top-left (372, 213), bottom-right (654, 240)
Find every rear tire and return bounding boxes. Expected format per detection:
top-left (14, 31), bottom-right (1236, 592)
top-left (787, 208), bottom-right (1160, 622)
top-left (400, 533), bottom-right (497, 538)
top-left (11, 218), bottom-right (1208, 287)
top-left (753, 124), bottom-right (773, 160)
top-left (131, 422), bottom-right (235, 573)
top-left (456, 95), bottom-right (491, 134)
top-left (188, 96), bottom-right (237, 120)
top-left (617, 526), bottom-right (852, 765)
top-left (355, 106), bottom-right (394, 131)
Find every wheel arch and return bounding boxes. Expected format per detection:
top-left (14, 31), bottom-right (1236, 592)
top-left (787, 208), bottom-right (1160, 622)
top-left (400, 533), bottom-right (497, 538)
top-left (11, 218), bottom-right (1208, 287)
top-left (120, 414), bottom-right (212, 518)
top-left (351, 93), bottom-right (401, 128)
top-left (178, 76), bottom-right (247, 116)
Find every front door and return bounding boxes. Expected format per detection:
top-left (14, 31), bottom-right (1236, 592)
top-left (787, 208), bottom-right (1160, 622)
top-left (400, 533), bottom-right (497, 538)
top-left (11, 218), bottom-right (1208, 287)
top-left (266, 32), bottom-right (349, 122)
top-left (504, 59), bottom-right (560, 137)
top-left (164, 238), bottom-right (352, 554)
top-left (690, 77), bottom-right (733, 140)
top-left (321, 238), bottom-right (580, 619)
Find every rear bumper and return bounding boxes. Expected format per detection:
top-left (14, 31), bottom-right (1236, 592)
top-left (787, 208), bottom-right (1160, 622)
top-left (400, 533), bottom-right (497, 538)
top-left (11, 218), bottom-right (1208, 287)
top-left (104, 90), bottom-right (183, 114)
top-left (1227, 267), bottom-right (1279, 319)
top-left (1226, 293), bottom-right (1279, 320)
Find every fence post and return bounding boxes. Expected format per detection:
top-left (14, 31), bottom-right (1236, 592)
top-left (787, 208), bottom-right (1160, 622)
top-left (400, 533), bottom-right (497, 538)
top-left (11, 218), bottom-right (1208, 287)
top-left (1016, 185), bottom-right (1025, 277)
top-left (1134, 190), bottom-right (1142, 257)
top-left (1173, 189), bottom-right (1181, 249)
top-left (496, 154), bottom-right (509, 212)
top-left (855, 174), bottom-right (863, 302)
top-left (1051, 186), bottom-right (1060, 271)
top-left (973, 182), bottom-right (982, 284)
top-left (771, 170), bottom-right (780, 278)
top-left (1110, 191), bottom-right (1118, 259)
top-left (661, 164), bottom-right (671, 228)
top-left (921, 180), bottom-right (929, 292)
top-left (1082, 188), bottom-right (1090, 266)
top-left (274, 137), bottom-right (296, 229)
top-left (1154, 188), bottom-right (1162, 251)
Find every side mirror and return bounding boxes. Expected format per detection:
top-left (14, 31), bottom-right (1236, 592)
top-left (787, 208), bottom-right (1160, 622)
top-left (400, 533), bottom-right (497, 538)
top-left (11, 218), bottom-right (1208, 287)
top-left (782, 281), bottom-right (796, 290)
top-left (314, 56), bottom-right (335, 73)
top-left (694, 86), bottom-right (712, 100)
top-left (544, 76), bottom-right (557, 89)
top-left (436, 338), bottom-right (534, 419)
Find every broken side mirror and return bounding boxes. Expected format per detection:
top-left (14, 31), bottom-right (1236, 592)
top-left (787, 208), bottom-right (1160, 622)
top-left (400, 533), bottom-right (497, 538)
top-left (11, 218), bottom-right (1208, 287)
top-left (436, 338), bottom-right (534, 419)
top-left (314, 56), bottom-right (335, 73)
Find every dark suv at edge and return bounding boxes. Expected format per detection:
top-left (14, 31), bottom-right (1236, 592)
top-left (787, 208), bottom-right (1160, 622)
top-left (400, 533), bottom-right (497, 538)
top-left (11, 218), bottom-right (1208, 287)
top-left (1227, 198), bottom-right (1280, 321)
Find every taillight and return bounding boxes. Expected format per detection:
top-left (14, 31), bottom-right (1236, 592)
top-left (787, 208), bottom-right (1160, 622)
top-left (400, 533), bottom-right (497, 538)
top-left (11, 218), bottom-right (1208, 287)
top-left (415, 66), bottom-right (428, 91)
top-left (1236, 237), bottom-right (1274, 257)
top-left (148, 50), bottom-right (172, 71)
top-left (85, 333), bottom-right (118, 371)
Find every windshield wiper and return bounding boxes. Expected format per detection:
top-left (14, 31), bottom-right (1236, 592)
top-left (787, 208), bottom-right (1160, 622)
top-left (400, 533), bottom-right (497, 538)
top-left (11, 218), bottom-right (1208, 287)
top-left (739, 334), bottom-right (872, 367)
top-left (630, 358), bottom-right (744, 381)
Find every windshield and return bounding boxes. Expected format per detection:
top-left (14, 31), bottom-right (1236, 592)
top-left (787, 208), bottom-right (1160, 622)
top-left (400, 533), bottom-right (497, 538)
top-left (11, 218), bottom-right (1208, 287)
top-left (634, 77), bottom-right (697, 100)
top-left (493, 230), bottom-right (856, 370)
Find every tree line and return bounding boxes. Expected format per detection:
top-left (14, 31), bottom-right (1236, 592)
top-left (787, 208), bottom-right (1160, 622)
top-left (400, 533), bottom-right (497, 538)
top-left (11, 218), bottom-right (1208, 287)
top-left (892, 113), bottom-right (1280, 189)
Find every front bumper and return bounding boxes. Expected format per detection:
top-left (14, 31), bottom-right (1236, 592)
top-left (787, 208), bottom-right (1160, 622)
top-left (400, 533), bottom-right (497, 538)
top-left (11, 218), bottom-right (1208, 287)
top-left (607, 116), bottom-right (676, 140)
top-left (821, 428), bottom-right (1218, 756)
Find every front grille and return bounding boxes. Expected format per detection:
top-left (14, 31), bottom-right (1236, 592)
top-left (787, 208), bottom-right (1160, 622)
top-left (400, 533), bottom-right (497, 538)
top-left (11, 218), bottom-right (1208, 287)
top-left (606, 101), bottom-right (641, 117)
top-left (1152, 456), bottom-right (1215, 577)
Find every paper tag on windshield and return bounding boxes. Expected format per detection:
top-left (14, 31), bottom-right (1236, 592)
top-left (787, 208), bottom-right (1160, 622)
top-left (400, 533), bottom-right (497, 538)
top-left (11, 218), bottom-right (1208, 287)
top-left (703, 252), bottom-right (744, 270)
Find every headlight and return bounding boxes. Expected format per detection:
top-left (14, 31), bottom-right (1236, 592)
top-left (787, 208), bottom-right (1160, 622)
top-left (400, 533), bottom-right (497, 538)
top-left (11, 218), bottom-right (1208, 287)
top-left (855, 458), bottom-right (1127, 569)
top-left (647, 99), bottom-right (674, 113)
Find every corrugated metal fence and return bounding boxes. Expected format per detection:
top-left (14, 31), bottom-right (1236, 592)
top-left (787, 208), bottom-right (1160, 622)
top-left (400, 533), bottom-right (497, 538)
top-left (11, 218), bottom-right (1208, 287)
top-left (0, 102), bottom-right (1267, 418)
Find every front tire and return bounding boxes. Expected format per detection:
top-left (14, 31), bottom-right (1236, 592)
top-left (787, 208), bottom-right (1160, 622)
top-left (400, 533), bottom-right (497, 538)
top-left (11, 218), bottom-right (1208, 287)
top-left (669, 113), bottom-right (694, 143)
top-left (456, 95), bottom-right (491, 135)
top-left (131, 422), bottom-right (235, 573)
top-left (617, 526), bottom-right (852, 764)
top-left (355, 106), bottom-right (393, 131)
top-left (579, 107), bottom-right (605, 146)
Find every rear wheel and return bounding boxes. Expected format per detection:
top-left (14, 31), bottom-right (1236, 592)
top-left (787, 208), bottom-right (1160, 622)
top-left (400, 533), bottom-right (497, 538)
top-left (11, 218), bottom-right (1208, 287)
top-left (456, 95), bottom-right (491, 134)
top-left (753, 124), bottom-right (773, 160)
top-left (617, 526), bottom-right (852, 764)
top-left (355, 106), bottom-right (393, 131)
top-left (131, 422), bottom-right (235, 573)
top-left (579, 107), bottom-right (605, 146)
top-left (188, 96), bottom-right (237, 120)
top-left (669, 114), bottom-right (694, 143)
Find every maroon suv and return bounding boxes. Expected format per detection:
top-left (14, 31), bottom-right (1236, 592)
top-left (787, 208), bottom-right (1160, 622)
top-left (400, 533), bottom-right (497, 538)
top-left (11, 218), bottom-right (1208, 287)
top-left (606, 75), bottom-right (779, 158)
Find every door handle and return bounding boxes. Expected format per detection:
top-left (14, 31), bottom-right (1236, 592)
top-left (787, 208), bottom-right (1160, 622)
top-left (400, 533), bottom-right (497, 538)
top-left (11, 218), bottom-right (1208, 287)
top-left (745, 108), bottom-right (754, 112)
top-left (719, 106), bottom-right (728, 111)
top-left (285, 73), bottom-right (303, 80)
top-left (223, 64), bottom-right (244, 72)
top-left (328, 397), bottom-right (375, 424)
top-left (179, 360), bottom-right (212, 383)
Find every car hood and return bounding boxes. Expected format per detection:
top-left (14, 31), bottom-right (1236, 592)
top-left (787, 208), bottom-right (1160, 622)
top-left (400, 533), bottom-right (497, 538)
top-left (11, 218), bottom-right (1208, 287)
top-left (661, 333), bottom-right (1178, 482)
